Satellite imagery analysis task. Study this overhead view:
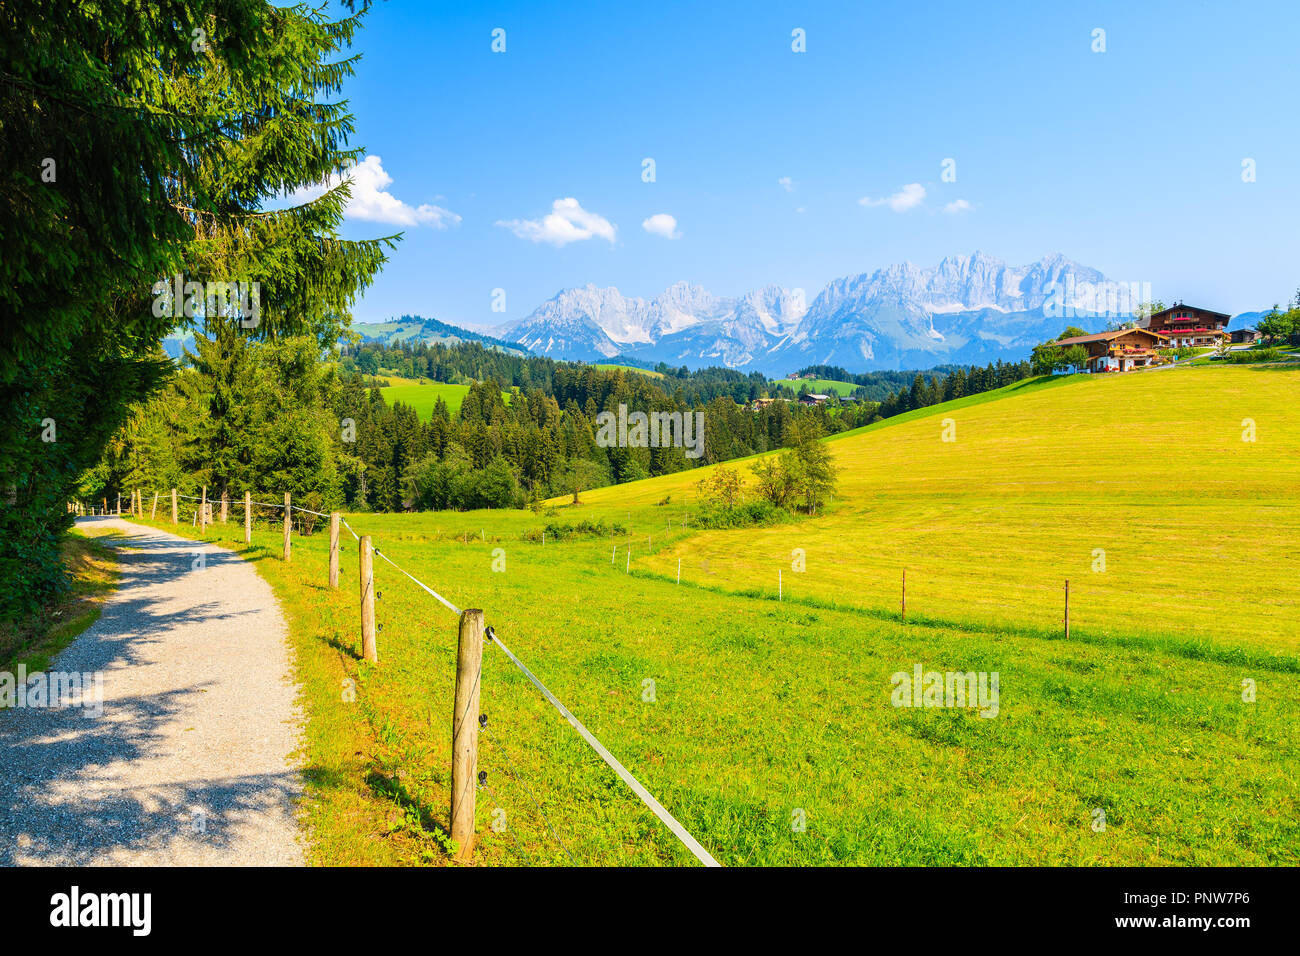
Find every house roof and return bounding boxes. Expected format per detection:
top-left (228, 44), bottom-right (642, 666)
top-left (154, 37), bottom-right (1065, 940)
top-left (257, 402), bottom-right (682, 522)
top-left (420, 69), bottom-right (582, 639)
top-left (1150, 304), bottom-right (1231, 321)
top-left (1055, 328), bottom-right (1166, 346)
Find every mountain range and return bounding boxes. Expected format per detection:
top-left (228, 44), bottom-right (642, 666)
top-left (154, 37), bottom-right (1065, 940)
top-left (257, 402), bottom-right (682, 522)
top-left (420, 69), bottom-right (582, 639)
top-left (353, 252), bottom-right (1258, 375)
top-left (494, 253), bottom-right (1149, 373)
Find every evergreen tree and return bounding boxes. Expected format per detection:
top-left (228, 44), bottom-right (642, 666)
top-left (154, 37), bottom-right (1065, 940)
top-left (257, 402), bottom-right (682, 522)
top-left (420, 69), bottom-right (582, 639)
top-left (0, 0), bottom-right (388, 622)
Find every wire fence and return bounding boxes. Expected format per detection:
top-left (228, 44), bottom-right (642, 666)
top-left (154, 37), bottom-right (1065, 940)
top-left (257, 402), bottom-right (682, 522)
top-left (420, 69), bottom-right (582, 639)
top-left (76, 487), bottom-right (721, 868)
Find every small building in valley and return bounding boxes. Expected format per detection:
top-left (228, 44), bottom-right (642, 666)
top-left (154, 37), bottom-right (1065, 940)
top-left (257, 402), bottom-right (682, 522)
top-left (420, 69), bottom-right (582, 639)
top-left (1229, 328), bottom-right (1261, 345)
top-left (1055, 328), bottom-right (1169, 373)
top-left (799, 393), bottom-right (831, 406)
top-left (1144, 303), bottom-right (1231, 348)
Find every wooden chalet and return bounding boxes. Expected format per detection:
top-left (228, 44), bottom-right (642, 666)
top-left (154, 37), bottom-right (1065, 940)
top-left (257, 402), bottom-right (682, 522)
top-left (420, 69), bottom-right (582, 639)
top-left (1054, 328), bottom-right (1169, 373)
top-left (1144, 303), bottom-right (1231, 348)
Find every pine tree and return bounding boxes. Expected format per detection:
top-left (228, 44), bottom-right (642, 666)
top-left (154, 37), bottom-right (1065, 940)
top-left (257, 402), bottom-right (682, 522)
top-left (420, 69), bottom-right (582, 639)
top-left (909, 373), bottom-right (927, 410)
top-left (0, 1), bottom-right (390, 622)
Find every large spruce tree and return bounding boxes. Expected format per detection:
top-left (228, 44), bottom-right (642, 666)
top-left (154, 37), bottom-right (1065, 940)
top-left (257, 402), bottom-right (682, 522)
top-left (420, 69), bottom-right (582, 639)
top-left (0, 1), bottom-right (390, 623)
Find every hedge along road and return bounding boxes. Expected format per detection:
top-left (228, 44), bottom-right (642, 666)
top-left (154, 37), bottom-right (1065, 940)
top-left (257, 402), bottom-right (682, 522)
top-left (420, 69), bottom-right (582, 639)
top-left (0, 516), bottom-right (304, 865)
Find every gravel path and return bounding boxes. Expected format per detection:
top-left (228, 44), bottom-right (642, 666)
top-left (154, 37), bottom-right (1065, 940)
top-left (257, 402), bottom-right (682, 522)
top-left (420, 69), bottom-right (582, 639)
top-left (0, 517), bottom-right (304, 866)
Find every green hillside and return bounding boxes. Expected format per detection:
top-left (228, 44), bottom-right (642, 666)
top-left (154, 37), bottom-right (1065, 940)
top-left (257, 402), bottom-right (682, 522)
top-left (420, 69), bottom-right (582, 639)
top-left (593, 363), bottom-right (665, 379)
top-left (579, 365), bottom-right (1298, 653)
top-left (379, 381), bottom-right (513, 419)
top-left (772, 377), bottom-right (858, 397)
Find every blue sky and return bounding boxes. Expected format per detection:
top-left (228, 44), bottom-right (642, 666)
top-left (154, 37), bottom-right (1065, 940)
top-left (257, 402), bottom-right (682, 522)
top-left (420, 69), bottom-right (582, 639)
top-left (324, 0), bottom-right (1300, 327)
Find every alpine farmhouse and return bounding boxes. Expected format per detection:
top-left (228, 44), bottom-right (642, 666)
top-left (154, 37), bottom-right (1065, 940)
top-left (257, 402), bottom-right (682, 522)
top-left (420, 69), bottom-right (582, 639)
top-left (1055, 328), bottom-right (1168, 373)
top-left (1056, 302), bottom-right (1233, 373)
top-left (1142, 303), bottom-right (1231, 348)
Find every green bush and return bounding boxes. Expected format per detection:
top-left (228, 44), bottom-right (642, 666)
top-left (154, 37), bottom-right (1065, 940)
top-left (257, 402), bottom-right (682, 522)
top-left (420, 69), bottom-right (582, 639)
top-left (1231, 348), bottom-right (1280, 364)
top-left (692, 500), bottom-right (792, 529)
top-left (526, 519), bottom-right (628, 542)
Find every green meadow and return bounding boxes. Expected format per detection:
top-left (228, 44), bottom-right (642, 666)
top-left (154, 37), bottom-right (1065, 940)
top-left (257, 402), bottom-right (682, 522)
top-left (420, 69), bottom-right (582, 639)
top-left (772, 377), bottom-right (858, 396)
top-left (130, 362), bottom-right (1299, 866)
top-left (592, 363), bottom-right (665, 379)
top-left (378, 380), bottom-right (513, 420)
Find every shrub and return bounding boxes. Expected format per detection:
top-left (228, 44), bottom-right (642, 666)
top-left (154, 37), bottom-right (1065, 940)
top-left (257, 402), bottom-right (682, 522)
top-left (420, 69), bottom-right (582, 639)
top-left (525, 519), bottom-right (628, 542)
top-left (695, 466), bottom-right (742, 507)
top-left (1231, 348), bottom-right (1280, 364)
top-left (692, 500), bottom-right (792, 529)
top-left (750, 420), bottom-right (839, 515)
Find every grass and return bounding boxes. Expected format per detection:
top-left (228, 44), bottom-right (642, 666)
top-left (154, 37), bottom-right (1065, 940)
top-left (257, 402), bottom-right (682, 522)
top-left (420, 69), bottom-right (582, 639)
top-left (379, 381), bottom-right (513, 420)
top-left (126, 362), bottom-right (1299, 865)
top-left (593, 363), bottom-right (664, 379)
top-left (772, 377), bottom-right (858, 397)
top-left (575, 365), bottom-right (1299, 656)
top-left (1, 530), bottom-right (120, 675)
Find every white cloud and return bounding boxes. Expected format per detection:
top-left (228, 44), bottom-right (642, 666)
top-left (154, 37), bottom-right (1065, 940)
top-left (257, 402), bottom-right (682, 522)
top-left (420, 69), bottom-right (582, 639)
top-left (641, 213), bottom-right (681, 239)
top-left (778, 176), bottom-right (795, 192)
top-left (859, 183), bottom-right (926, 212)
top-left (287, 155), bottom-right (461, 228)
top-left (943, 199), bottom-right (973, 214)
top-left (496, 198), bottom-right (617, 246)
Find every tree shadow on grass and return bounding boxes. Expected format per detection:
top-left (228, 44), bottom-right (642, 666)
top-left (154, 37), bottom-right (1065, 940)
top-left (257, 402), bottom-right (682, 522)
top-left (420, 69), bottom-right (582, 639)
top-left (364, 768), bottom-right (454, 856)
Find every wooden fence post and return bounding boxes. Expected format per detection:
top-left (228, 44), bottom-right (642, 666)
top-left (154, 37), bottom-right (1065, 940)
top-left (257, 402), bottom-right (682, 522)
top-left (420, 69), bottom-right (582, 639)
top-left (171, 488), bottom-right (178, 525)
top-left (115, 494), bottom-right (120, 517)
top-left (1064, 579), bottom-right (1070, 640)
top-left (451, 608), bottom-right (484, 862)
top-left (329, 512), bottom-right (341, 589)
top-left (901, 569), bottom-right (907, 623)
top-left (244, 491), bottom-right (252, 545)
top-left (282, 492), bottom-right (291, 561)
top-left (199, 485), bottom-right (207, 533)
top-left (150, 492), bottom-right (158, 519)
top-left (220, 490), bottom-right (228, 524)
top-left (359, 536), bottom-right (377, 662)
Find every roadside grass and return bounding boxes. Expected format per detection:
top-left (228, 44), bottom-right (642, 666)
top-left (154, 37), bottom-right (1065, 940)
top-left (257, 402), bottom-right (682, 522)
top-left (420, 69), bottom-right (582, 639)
top-left (1, 530), bottom-right (120, 675)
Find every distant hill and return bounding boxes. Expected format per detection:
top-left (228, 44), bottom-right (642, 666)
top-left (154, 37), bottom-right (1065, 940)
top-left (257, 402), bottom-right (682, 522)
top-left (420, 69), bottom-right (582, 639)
top-left (378, 381), bottom-right (513, 420)
top-left (771, 377), bottom-right (858, 397)
top-left (159, 314), bottom-right (530, 360)
top-left (1227, 311), bottom-right (1268, 331)
top-left (352, 315), bottom-right (528, 355)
